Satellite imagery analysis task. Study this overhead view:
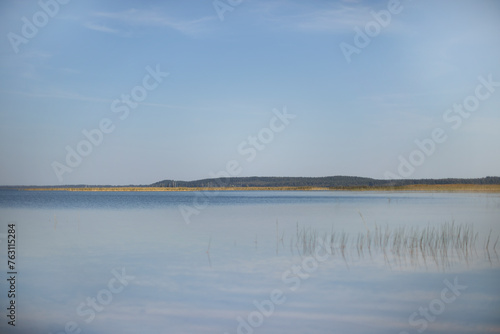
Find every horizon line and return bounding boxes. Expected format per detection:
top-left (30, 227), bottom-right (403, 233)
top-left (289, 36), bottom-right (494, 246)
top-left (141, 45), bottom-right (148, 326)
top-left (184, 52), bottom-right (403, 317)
top-left (1, 175), bottom-right (499, 188)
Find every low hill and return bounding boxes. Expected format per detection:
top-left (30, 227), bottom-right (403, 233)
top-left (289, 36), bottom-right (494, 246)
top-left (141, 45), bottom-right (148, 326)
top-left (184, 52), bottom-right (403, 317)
top-left (150, 176), bottom-right (500, 188)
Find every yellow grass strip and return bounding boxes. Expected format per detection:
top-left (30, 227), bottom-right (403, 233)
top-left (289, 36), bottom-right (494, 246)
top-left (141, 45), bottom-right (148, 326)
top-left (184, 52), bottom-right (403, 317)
top-left (330, 184), bottom-right (500, 193)
top-left (21, 186), bottom-right (331, 192)
top-left (19, 184), bottom-right (500, 192)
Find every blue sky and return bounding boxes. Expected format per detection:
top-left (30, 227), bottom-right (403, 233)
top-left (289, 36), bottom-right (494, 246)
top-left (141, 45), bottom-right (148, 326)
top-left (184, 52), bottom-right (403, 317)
top-left (1, 0), bottom-right (499, 185)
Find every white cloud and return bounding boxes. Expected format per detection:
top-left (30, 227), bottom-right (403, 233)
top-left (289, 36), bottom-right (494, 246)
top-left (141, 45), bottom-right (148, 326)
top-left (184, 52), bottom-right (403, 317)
top-left (291, 6), bottom-right (373, 33)
top-left (84, 21), bottom-right (119, 34)
top-left (93, 9), bottom-right (215, 36)
top-left (248, 1), bottom-right (391, 34)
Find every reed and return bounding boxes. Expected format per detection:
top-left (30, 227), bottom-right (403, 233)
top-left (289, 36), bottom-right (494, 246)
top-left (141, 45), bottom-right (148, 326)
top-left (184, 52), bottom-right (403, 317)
top-left (286, 222), bottom-right (498, 269)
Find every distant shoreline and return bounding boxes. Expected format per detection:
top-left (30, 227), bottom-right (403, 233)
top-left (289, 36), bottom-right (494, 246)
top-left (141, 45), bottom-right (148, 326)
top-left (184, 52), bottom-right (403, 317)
top-left (15, 184), bottom-right (500, 193)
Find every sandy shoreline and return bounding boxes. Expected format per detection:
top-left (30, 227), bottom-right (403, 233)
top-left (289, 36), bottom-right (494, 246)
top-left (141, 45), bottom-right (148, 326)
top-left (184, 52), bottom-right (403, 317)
top-left (17, 184), bottom-right (500, 193)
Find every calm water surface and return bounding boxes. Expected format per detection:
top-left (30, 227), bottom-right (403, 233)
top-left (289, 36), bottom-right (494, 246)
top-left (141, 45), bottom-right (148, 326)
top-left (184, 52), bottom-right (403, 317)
top-left (0, 190), bottom-right (499, 334)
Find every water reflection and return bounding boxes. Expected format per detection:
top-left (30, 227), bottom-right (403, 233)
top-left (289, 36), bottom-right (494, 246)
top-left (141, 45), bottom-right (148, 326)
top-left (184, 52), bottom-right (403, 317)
top-left (0, 191), bottom-right (499, 333)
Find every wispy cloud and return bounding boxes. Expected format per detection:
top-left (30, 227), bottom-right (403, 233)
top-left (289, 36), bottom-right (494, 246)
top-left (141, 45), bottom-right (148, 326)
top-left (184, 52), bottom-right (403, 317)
top-left (2, 88), bottom-right (213, 113)
top-left (249, 1), bottom-right (373, 33)
top-left (4, 89), bottom-right (111, 104)
top-left (246, 0), bottom-right (417, 36)
top-left (291, 6), bottom-right (373, 33)
top-left (93, 9), bottom-right (215, 36)
top-left (84, 21), bottom-right (119, 34)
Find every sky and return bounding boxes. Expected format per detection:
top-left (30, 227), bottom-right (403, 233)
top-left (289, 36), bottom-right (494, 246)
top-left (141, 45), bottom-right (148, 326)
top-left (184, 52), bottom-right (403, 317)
top-left (0, 0), bottom-right (499, 186)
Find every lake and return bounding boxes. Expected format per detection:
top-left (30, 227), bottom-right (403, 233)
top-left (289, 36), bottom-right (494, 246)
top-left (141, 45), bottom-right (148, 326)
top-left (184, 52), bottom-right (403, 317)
top-left (0, 190), bottom-right (499, 334)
